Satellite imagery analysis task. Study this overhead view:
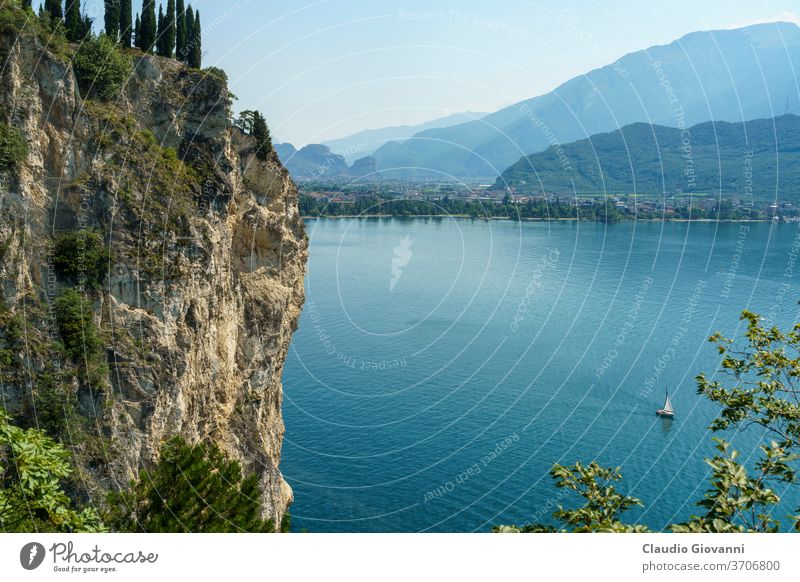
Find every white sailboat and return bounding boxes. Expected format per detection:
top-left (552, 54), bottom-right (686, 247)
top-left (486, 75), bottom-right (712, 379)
top-left (656, 389), bottom-right (674, 418)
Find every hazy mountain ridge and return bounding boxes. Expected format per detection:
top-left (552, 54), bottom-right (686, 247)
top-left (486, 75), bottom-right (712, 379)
top-left (321, 111), bottom-right (488, 162)
top-left (369, 21), bottom-right (800, 179)
top-left (275, 142), bottom-right (377, 181)
top-left (496, 114), bottom-right (800, 200)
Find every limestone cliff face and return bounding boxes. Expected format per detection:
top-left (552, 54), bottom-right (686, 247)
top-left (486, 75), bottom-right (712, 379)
top-left (0, 30), bottom-right (306, 527)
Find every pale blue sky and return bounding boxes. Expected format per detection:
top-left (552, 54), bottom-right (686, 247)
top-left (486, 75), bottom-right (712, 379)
top-left (78, 1), bottom-right (800, 145)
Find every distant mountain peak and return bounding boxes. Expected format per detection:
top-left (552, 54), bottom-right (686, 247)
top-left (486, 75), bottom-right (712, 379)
top-left (368, 21), bottom-right (800, 180)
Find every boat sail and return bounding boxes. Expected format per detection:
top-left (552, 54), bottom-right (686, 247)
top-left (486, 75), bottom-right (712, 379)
top-left (656, 389), bottom-right (675, 418)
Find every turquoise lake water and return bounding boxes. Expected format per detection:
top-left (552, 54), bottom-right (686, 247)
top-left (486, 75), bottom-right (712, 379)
top-left (281, 218), bottom-right (800, 532)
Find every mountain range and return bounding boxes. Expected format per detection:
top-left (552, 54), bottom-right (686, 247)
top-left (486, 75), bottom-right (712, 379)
top-left (496, 114), bottom-right (800, 200)
top-left (274, 143), bottom-right (376, 181)
top-left (321, 111), bottom-right (487, 162)
top-left (367, 21), bottom-right (800, 180)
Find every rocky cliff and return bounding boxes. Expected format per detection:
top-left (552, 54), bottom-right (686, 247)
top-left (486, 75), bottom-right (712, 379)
top-left (0, 25), bottom-right (306, 528)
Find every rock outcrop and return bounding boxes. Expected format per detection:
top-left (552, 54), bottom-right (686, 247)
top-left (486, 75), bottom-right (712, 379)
top-left (0, 26), bottom-right (306, 527)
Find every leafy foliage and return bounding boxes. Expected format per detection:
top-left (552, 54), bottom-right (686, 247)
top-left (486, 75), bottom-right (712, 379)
top-left (54, 288), bottom-right (106, 388)
top-left (72, 34), bottom-right (133, 101)
top-left (53, 229), bottom-right (110, 290)
top-left (0, 408), bottom-right (105, 532)
top-left (0, 122), bottom-right (27, 171)
top-left (107, 436), bottom-right (279, 532)
top-left (671, 439), bottom-right (793, 532)
top-left (496, 309), bottom-right (800, 533)
top-left (493, 462), bottom-right (649, 533)
top-left (698, 310), bottom-right (800, 450)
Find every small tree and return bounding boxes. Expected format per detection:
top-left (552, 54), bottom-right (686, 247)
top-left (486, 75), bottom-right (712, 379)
top-left (44, 0), bottom-right (63, 21)
top-left (72, 34), bottom-right (133, 100)
top-left (188, 9), bottom-right (201, 68)
top-left (0, 122), bottom-right (27, 170)
top-left (182, 5), bottom-right (194, 64)
top-left (53, 287), bottom-right (103, 365)
top-left (119, 0), bottom-right (132, 47)
top-left (140, 0), bottom-right (156, 53)
top-left (103, 0), bottom-right (119, 40)
top-left (252, 111), bottom-right (273, 161)
top-left (175, 0), bottom-right (186, 60)
top-left (162, 0), bottom-right (176, 58)
top-left (155, 4), bottom-right (164, 55)
top-left (234, 110), bottom-right (257, 134)
top-left (0, 408), bottom-right (105, 532)
top-left (107, 436), bottom-right (278, 532)
top-left (134, 12), bottom-right (141, 49)
top-left (53, 229), bottom-right (110, 290)
top-left (64, 0), bottom-right (82, 42)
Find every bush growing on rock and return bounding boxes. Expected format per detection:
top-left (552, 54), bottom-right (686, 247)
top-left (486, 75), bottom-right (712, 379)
top-left (53, 229), bottom-right (110, 290)
top-left (0, 122), bottom-right (27, 170)
top-left (0, 407), bottom-right (105, 532)
top-left (73, 34), bottom-right (132, 101)
top-left (107, 436), bottom-right (281, 532)
top-left (54, 288), bottom-right (106, 387)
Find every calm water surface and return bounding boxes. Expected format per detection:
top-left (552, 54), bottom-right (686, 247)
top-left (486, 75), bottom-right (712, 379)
top-left (281, 218), bottom-right (800, 532)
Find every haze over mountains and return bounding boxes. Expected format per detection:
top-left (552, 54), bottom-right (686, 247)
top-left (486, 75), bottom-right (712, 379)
top-left (497, 114), bottom-right (800, 200)
top-left (320, 111), bottom-right (488, 163)
top-left (274, 143), bottom-right (377, 181)
top-left (366, 21), bottom-right (800, 180)
top-left (275, 111), bottom-right (487, 180)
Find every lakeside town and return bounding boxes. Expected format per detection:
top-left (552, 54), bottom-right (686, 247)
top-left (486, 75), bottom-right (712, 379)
top-left (298, 181), bottom-right (800, 221)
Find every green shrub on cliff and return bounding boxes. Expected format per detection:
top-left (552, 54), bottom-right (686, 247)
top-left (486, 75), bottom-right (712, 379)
top-left (0, 407), bottom-right (105, 532)
top-left (73, 34), bottom-right (132, 101)
top-left (107, 436), bottom-right (279, 532)
top-left (53, 229), bottom-right (110, 290)
top-left (0, 122), bottom-right (27, 171)
top-left (54, 288), bottom-right (107, 388)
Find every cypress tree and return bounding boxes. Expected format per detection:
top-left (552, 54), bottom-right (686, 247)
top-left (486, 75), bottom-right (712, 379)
top-left (188, 9), bottom-right (201, 68)
top-left (156, 5), bottom-right (164, 56)
top-left (183, 6), bottom-right (194, 64)
top-left (64, 1), bottom-right (82, 42)
top-left (140, 0), bottom-right (157, 53)
top-left (252, 112), bottom-right (272, 161)
top-left (104, 0), bottom-right (120, 40)
top-left (134, 13), bottom-right (141, 49)
top-left (163, 0), bottom-right (176, 58)
top-left (175, 0), bottom-right (186, 61)
top-left (44, 0), bottom-right (63, 21)
top-left (119, 0), bottom-right (132, 47)
top-left (80, 13), bottom-right (92, 38)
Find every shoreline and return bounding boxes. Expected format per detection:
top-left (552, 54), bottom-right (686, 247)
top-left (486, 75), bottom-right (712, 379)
top-left (302, 214), bottom-right (783, 223)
